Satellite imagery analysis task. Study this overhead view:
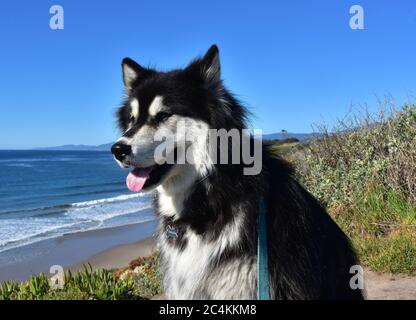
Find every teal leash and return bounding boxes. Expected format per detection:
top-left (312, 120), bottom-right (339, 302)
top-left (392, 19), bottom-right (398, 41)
top-left (257, 196), bottom-right (270, 300)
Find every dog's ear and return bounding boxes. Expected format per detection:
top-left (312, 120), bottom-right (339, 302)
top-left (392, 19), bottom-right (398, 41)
top-left (184, 45), bottom-right (221, 86)
top-left (200, 45), bottom-right (220, 84)
top-left (122, 58), bottom-right (148, 91)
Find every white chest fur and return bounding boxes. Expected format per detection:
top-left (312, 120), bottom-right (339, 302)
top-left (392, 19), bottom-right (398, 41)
top-left (158, 212), bottom-right (256, 299)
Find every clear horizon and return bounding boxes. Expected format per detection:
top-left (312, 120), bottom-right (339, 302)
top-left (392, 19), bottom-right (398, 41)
top-left (1, 1), bottom-right (416, 149)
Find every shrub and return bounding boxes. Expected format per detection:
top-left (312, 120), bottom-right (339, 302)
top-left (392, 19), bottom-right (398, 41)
top-left (0, 264), bottom-right (145, 300)
top-left (295, 103), bottom-right (416, 207)
top-left (115, 253), bottom-right (162, 298)
top-left (292, 102), bottom-right (416, 274)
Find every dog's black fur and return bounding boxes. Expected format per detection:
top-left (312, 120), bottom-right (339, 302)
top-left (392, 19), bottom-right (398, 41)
top-left (115, 45), bottom-right (364, 299)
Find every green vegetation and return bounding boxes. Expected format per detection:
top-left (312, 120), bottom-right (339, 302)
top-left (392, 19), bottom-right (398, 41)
top-left (286, 103), bottom-right (416, 274)
top-left (0, 254), bottom-right (162, 300)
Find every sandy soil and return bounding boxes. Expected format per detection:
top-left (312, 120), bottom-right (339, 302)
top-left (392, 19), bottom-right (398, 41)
top-left (365, 268), bottom-right (416, 300)
top-left (69, 236), bottom-right (157, 272)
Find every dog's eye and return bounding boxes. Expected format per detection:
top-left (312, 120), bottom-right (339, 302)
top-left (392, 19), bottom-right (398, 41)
top-left (129, 115), bottom-right (135, 122)
top-left (155, 112), bottom-right (172, 122)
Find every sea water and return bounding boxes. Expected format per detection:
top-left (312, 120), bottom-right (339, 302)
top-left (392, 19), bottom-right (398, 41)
top-left (0, 150), bottom-right (154, 253)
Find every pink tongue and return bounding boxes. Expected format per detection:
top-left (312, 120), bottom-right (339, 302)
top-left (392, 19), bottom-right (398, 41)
top-left (126, 167), bottom-right (153, 193)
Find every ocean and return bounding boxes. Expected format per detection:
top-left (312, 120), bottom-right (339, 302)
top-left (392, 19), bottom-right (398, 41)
top-left (0, 150), bottom-right (154, 254)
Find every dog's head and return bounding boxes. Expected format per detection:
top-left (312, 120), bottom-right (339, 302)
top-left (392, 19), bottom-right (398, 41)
top-left (112, 45), bottom-right (246, 193)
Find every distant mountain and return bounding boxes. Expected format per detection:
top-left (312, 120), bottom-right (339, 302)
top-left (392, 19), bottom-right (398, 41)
top-left (35, 143), bottom-right (113, 151)
top-left (34, 132), bottom-right (316, 151)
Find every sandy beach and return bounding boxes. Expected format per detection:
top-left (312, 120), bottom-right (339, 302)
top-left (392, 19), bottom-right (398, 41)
top-left (69, 235), bottom-right (157, 273)
top-left (0, 220), bottom-right (158, 282)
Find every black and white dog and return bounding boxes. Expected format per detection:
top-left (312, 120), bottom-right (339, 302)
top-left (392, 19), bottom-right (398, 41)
top-left (111, 45), bottom-right (364, 300)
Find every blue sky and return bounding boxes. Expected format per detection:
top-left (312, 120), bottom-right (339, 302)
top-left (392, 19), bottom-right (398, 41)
top-left (0, 1), bottom-right (415, 149)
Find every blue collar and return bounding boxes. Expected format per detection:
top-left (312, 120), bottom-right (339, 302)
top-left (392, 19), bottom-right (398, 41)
top-left (257, 196), bottom-right (270, 300)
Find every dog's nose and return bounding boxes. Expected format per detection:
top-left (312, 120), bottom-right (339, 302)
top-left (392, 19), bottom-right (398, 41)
top-left (111, 143), bottom-right (132, 161)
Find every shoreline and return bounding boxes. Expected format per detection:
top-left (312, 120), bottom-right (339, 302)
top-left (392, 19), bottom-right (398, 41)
top-left (0, 220), bottom-right (158, 282)
top-left (69, 236), bottom-right (157, 273)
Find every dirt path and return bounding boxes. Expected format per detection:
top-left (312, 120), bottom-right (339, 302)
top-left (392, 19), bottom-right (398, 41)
top-left (365, 268), bottom-right (416, 300)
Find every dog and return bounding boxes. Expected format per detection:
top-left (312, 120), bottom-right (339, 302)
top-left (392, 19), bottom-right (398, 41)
top-left (111, 45), bottom-right (364, 300)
